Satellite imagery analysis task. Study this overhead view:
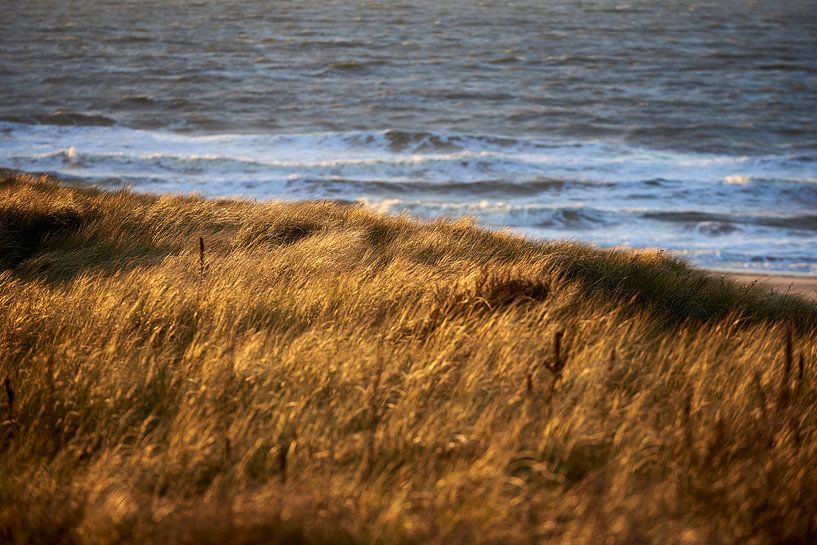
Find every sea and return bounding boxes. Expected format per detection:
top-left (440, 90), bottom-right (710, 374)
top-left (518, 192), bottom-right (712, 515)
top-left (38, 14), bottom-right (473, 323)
top-left (2, 0), bottom-right (816, 274)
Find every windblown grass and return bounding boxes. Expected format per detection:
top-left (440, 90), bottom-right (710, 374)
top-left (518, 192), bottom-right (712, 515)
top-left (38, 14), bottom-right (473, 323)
top-left (1, 172), bottom-right (816, 544)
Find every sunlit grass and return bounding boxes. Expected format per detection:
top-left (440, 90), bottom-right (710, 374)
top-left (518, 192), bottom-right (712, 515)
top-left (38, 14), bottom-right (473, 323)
top-left (1, 172), bottom-right (816, 544)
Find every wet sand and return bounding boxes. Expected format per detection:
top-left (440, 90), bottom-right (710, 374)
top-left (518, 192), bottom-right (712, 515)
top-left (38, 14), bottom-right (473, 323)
top-left (721, 273), bottom-right (817, 302)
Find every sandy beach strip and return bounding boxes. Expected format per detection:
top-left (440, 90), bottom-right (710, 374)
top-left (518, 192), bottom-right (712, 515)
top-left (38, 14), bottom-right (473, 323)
top-left (720, 272), bottom-right (817, 302)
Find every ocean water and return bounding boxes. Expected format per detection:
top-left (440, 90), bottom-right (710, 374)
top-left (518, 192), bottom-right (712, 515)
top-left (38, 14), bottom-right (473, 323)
top-left (1, 0), bottom-right (816, 274)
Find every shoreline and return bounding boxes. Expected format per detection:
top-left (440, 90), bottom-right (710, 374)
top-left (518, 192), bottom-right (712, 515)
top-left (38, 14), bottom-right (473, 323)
top-left (3, 168), bottom-right (816, 303)
top-left (716, 272), bottom-right (817, 301)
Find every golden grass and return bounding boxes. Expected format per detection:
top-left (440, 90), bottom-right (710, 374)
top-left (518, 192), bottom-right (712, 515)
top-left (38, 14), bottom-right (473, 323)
top-left (1, 172), bottom-right (817, 544)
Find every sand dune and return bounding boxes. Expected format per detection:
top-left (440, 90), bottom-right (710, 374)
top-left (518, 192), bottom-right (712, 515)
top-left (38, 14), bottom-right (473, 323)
top-left (724, 273), bottom-right (817, 301)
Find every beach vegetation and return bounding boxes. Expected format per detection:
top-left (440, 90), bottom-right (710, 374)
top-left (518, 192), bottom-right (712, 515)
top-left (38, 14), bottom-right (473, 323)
top-left (2, 172), bottom-right (816, 544)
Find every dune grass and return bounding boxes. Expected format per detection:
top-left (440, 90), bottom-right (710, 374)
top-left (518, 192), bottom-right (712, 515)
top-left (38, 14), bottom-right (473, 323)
top-left (1, 172), bottom-right (816, 544)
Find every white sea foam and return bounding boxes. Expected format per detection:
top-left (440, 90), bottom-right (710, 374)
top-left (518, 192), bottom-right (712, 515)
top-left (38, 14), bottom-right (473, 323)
top-left (65, 146), bottom-right (78, 163)
top-left (3, 123), bottom-right (815, 188)
top-left (724, 174), bottom-right (751, 185)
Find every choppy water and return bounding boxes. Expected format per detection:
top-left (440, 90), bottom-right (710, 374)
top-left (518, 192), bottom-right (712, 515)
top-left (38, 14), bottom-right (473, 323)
top-left (2, 0), bottom-right (816, 273)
